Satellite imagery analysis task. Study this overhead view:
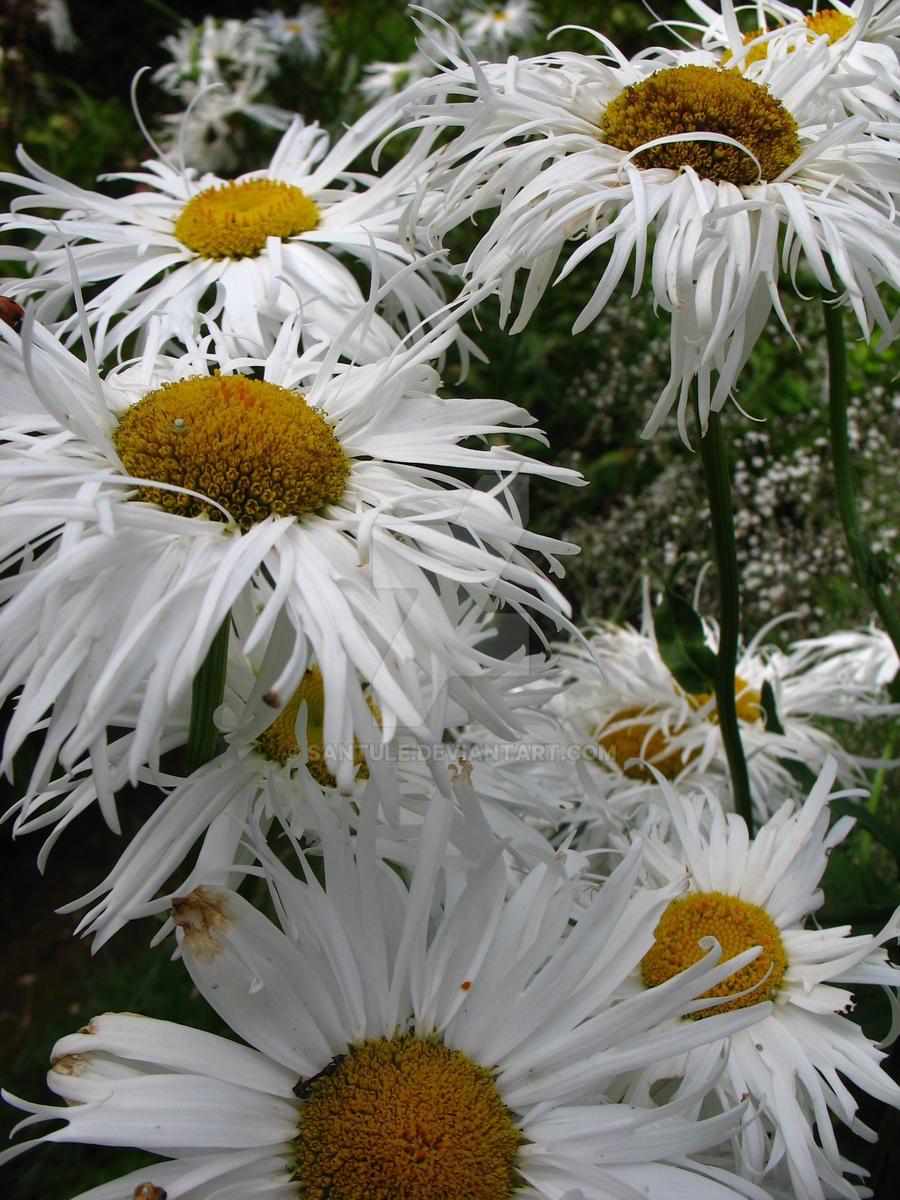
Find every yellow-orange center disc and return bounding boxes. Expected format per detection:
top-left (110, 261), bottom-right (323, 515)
top-left (601, 64), bottom-right (801, 184)
top-left (293, 1034), bottom-right (521, 1200)
top-left (641, 890), bottom-right (787, 1017)
top-left (114, 374), bottom-right (348, 531)
top-left (174, 178), bottom-right (319, 259)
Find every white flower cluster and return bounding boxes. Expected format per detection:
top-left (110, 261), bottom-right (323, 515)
top-left (1, 4), bottom-right (900, 1200)
top-left (152, 9), bottom-right (331, 171)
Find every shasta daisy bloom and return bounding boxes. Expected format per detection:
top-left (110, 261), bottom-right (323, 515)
top-left (621, 758), bottom-right (900, 1200)
top-left (548, 584), bottom-right (899, 821)
top-left (410, 29), bottom-right (900, 440)
top-left (17, 598), bottom-right (564, 950)
top-left (461, 1), bottom-right (542, 55)
top-left (0, 312), bottom-right (577, 799)
top-left (154, 15), bottom-right (281, 104)
top-left (683, 0), bottom-right (900, 119)
top-left (251, 5), bottom-right (329, 60)
top-left (0, 100), bottom-right (453, 362)
top-left (0, 794), bottom-right (777, 1200)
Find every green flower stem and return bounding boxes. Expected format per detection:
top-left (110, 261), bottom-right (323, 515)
top-left (699, 409), bottom-right (755, 832)
top-left (859, 716), bottom-right (900, 869)
top-left (823, 297), bottom-right (900, 663)
top-left (184, 616), bottom-right (230, 775)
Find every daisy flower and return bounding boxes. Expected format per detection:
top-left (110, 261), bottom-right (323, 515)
top-left (251, 5), bottom-right (330, 60)
top-left (10, 594), bottom-right (565, 950)
top-left (785, 624), bottom-right (900, 692)
top-left (408, 23), bottom-right (900, 440)
top-left (549, 583), bottom-right (899, 821)
top-left (1, 794), bottom-right (777, 1200)
top-left (0, 99), bottom-right (454, 362)
top-left (461, 1), bottom-right (542, 55)
top-left (621, 758), bottom-right (900, 1200)
top-left (0, 313), bottom-right (577, 800)
top-left (154, 16), bottom-right (281, 103)
top-left (682, 0), bottom-right (900, 119)
top-left (152, 14), bottom-right (291, 172)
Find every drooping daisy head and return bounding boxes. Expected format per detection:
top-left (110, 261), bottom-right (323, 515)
top-left (12, 598), bottom-right (569, 951)
top-left (622, 758), bottom-right (900, 1200)
top-left (0, 312), bottom-right (577, 801)
top-left (683, 0), bottom-right (900, 119)
top-left (407, 26), bottom-right (900, 440)
top-left (0, 97), bottom-right (455, 362)
top-left (1, 794), bottom-right (781, 1200)
top-left (549, 582), bottom-right (900, 823)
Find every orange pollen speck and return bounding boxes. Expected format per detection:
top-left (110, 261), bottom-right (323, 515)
top-left (292, 1034), bottom-right (521, 1200)
top-left (641, 890), bottom-right (787, 1018)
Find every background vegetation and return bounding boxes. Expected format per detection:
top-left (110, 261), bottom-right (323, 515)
top-left (2, 2), bottom-right (900, 1196)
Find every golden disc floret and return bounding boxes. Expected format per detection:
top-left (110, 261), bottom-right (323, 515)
top-left (293, 1034), bottom-right (521, 1200)
top-left (688, 675), bottom-right (762, 724)
top-left (255, 665), bottom-right (369, 785)
top-left (725, 9), bottom-right (856, 65)
top-left (641, 890), bottom-right (787, 1017)
top-left (600, 64), bottom-right (802, 184)
top-left (174, 178), bottom-right (319, 259)
top-left (114, 374), bottom-right (348, 531)
top-left (806, 8), bottom-right (856, 41)
top-left (594, 706), bottom-right (697, 780)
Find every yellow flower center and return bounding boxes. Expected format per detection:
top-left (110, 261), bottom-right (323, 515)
top-left (594, 677), bottom-right (760, 780)
top-left (594, 706), bottom-right (697, 780)
top-left (254, 665), bottom-right (369, 786)
top-left (114, 375), bottom-right (348, 531)
top-left (688, 676), bottom-right (762, 724)
top-left (173, 178), bottom-right (319, 259)
top-left (600, 64), bottom-right (802, 184)
top-left (805, 8), bottom-right (856, 41)
top-left (726, 10), bottom-right (856, 65)
top-left (641, 890), bottom-right (787, 1017)
top-left (293, 1034), bottom-right (521, 1200)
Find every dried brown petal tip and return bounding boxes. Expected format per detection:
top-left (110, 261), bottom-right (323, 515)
top-left (171, 885), bottom-right (233, 962)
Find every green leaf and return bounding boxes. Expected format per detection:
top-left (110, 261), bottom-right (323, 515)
top-left (653, 587), bottom-right (718, 695)
top-left (829, 797), bottom-right (900, 869)
top-left (759, 679), bottom-right (784, 733)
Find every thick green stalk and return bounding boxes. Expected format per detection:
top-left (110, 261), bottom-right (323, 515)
top-left (184, 616), bottom-right (230, 775)
top-left (823, 298), bottom-right (900, 663)
top-left (699, 409), bottom-right (755, 831)
top-left (859, 716), bottom-right (900, 869)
